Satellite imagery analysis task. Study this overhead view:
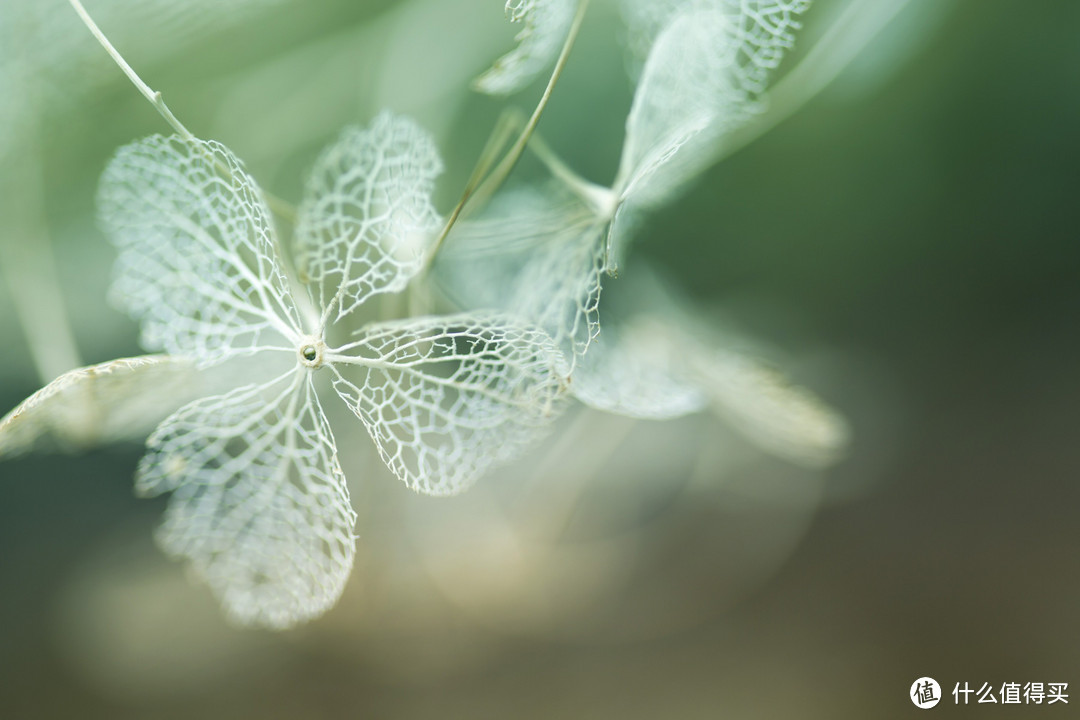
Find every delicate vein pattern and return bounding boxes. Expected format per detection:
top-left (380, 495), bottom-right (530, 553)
top-left (137, 372), bottom-right (357, 629)
top-left (68, 116), bottom-right (570, 628)
top-left (621, 0), bottom-right (810, 81)
top-left (0, 356), bottom-right (199, 457)
top-left (618, 9), bottom-right (731, 210)
top-left (98, 135), bottom-right (300, 365)
top-left (329, 314), bottom-right (567, 496)
top-left (572, 331), bottom-right (707, 420)
top-left (692, 349), bottom-right (850, 466)
top-left (437, 187), bottom-right (604, 369)
top-left (294, 112), bottom-right (443, 323)
top-left (474, 0), bottom-right (577, 95)
top-left (602, 2), bottom-right (809, 266)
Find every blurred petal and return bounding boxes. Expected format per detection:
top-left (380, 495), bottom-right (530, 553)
top-left (573, 329), bottom-right (707, 420)
top-left (473, 0), bottom-right (576, 95)
top-left (691, 347), bottom-right (850, 466)
top-left (0, 355), bottom-right (203, 457)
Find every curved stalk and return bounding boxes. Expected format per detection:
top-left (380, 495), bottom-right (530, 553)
top-left (66, 0), bottom-right (298, 225)
top-left (426, 0), bottom-right (592, 266)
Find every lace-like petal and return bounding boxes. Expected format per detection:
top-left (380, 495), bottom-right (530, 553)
top-left (0, 355), bottom-right (201, 457)
top-left (97, 135), bottom-right (301, 365)
top-left (473, 0), bottom-right (577, 95)
top-left (294, 112), bottom-right (443, 321)
top-left (328, 313), bottom-right (568, 496)
top-left (618, 9), bottom-right (737, 208)
top-left (618, 1), bottom-right (810, 208)
top-left (622, 0), bottom-right (810, 78)
top-left (437, 187), bottom-right (603, 369)
top-left (137, 372), bottom-right (357, 629)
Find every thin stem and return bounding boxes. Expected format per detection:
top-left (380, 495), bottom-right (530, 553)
top-left (67, 0), bottom-right (298, 224)
top-left (67, 0), bottom-right (195, 141)
top-left (425, 106), bottom-right (527, 266)
top-left (425, 0), bottom-right (591, 271)
top-left (471, 0), bottom-right (591, 209)
top-left (528, 132), bottom-right (618, 219)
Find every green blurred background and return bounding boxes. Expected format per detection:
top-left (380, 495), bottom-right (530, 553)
top-left (1, 0), bottom-right (1077, 717)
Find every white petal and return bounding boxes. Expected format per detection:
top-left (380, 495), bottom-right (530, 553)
top-left (437, 186), bottom-right (604, 368)
top-left (138, 372), bottom-right (357, 629)
top-left (97, 135), bottom-right (301, 365)
top-left (327, 313), bottom-right (568, 496)
top-left (572, 329), bottom-right (707, 420)
top-left (473, 0), bottom-right (577, 95)
top-left (691, 348), bottom-right (850, 467)
top-left (294, 111), bottom-right (443, 322)
top-left (618, 9), bottom-right (739, 209)
top-left (621, 0), bottom-right (810, 73)
top-left (618, 1), bottom-right (810, 208)
top-left (0, 355), bottom-right (205, 457)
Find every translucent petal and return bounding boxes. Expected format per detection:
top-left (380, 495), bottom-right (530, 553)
top-left (618, 9), bottom-right (741, 209)
top-left (692, 348), bottom-right (850, 467)
top-left (97, 134), bottom-right (301, 365)
top-left (631, 306), bottom-right (850, 466)
top-left (473, 0), bottom-right (577, 95)
top-left (618, 1), bottom-right (810, 208)
top-left (294, 111), bottom-right (444, 322)
top-left (436, 186), bottom-right (604, 369)
top-left (0, 355), bottom-right (201, 457)
top-left (137, 371), bottom-right (357, 630)
top-left (621, 0), bottom-right (810, 77)
top-left (576, 261), bottom-right (848, 465)
top-left (327, 313), bottom-right (568, 496)
top-left (572, 329), bottom-right (708, 420)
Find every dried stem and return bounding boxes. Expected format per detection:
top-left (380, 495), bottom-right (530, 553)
top-left (427, 0), bottom-right (591, 266)
top-left (425, 106), bottom-right (527, 267)
top-left (471, 0), bottom-right (591, 207)
top-left (66, 0), bottom-right (297, 224)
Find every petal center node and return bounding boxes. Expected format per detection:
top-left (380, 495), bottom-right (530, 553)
top-left (297, 336), bottom-right (327, 369)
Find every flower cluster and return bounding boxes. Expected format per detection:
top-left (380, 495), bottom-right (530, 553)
top-left (0, 0), bottom-right (857, 628)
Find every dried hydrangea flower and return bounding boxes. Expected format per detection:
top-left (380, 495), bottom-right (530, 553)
top-left (439, 2), bottom-right (811, 371)
top-left (77, 111), bottom-right (568, 628)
